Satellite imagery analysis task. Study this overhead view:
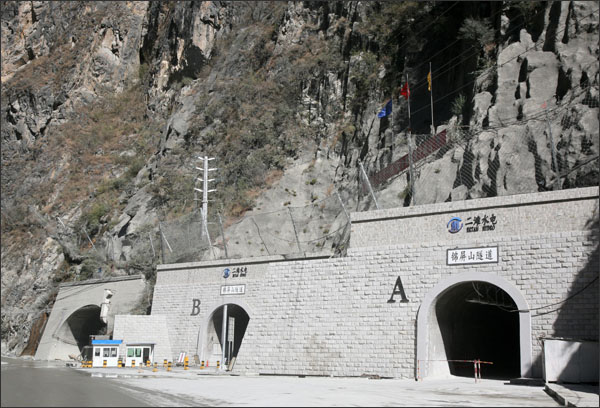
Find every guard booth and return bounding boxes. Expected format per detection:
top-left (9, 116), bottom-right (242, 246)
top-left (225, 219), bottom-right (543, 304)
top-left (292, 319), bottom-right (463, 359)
top-left (91, 339), bottom-right (122, 367)
top-left (125, 343), bottom-right (155, 367)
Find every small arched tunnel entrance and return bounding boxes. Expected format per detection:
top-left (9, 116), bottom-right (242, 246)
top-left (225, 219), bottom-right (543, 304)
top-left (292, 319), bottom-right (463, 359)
top-left (434, 281), bottom-right (520, 379)
top-left (56, 305), bottom-right (106, 355)
top-left (206, 304), bottom-right (250, 369)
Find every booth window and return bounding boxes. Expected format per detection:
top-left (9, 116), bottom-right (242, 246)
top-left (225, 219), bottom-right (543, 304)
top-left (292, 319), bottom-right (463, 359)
top-left (127, 348), bottom-right (134, 357)
top-left (103, 348), bottom-right (110, 357)
top-left (135, 348), bottom-right (142, 357)
top-left (95, 348), bottom-right (100, 357)
top-left (111, 348), bottom-right (118, 357)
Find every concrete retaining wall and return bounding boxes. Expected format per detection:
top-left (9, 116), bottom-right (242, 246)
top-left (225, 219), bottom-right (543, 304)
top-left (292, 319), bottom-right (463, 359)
top-left (543, 338), bottom-right (599, 383)
top-left (35, 275), bottom-right (145, 361)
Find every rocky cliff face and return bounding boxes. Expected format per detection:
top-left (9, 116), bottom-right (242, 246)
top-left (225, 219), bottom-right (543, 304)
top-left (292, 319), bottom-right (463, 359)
top-left (1, 1), bottom-right (598, 356)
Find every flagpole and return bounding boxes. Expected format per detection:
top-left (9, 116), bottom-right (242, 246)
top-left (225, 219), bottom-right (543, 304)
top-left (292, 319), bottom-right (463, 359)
top-left (406, 73), bottom-right (415, 204)
top-left (429, 61), bottom-right (435, 136)
top-left (391, 92), bottom-right (394, 142)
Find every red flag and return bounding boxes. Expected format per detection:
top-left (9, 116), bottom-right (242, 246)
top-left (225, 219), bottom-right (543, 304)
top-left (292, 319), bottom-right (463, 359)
top-left (400, 82), bottom-right (410, 100)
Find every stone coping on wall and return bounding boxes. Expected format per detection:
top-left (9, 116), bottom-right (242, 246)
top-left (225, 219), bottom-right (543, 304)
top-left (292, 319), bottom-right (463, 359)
top-left (156, 251), bottom-right (333, 271)
top-left (59, 274), bottom-right (144, 288)
top-left (351, 187), bottom-right (599, 224)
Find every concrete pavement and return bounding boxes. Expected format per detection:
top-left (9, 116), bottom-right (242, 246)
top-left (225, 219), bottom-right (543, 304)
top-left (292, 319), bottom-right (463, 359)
top-left (544, 383), bottom-right (599, 407)
top-left (71, 364), bottom-right (568, 407)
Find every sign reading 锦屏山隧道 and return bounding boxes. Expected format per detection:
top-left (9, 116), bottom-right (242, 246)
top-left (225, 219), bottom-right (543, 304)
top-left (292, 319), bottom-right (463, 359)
top-left (447, 246), bottom-right (498, 265)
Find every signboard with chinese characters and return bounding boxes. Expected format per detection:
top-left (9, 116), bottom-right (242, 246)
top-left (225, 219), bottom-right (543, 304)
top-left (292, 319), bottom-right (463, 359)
top-left (465, 214), bottom-right (497, 232)
top-left (220, 284), bottom-right (246, 295)
top-left (223, 266), bottom-right (247, 279)
top-left (447, 214), bottom-right (498, 234)
top-left (447, 246), bottom-right (498, 265)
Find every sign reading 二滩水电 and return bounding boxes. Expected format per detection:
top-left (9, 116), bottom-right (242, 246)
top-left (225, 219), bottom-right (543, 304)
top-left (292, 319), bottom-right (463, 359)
top-left (447, 214), bottom-right (498, 234)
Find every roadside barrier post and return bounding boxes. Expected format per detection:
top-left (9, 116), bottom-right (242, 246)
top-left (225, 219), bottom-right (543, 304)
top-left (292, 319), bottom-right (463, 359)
top-left (146, 360), bottom-right (151, 367)
top-left (132, 360), bottom-right (136, 368)
top-left (167, 361), bottom-right (172, 372)
top-left (184, 356), bottom-right (189, 370)
top-left (200, 360), bottom-right (205, 369)
top-left (118, 359), bottom-right (122, 368)
top-left (103, 360), bottom-right (107, 368)
top-left (216, 360), bottom-right (220, 369)
top-left (163, 359), bottom-right (167, 368)
top-left (153, 362), bottom-right (158, 372)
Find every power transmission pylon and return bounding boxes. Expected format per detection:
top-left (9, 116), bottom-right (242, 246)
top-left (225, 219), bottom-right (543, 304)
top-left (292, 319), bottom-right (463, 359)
top-left (194, 156), bottom-right (217, 240)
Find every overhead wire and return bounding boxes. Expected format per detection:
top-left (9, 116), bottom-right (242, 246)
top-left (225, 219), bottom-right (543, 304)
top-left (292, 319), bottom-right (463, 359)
top-left (489, 276), bottom-right (599, 315)
top-left (405, 7), bottom-right (599, 119)
top-left (407, 1), bottom-right (546, 78)
top-left (408, 3), bottom-right (548, 94)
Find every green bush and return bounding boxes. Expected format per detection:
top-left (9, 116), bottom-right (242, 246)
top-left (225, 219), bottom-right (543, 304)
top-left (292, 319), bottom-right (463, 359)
top-left (81, 202), bottom-right (110, 233)
top-left (451, 93), bottom-right (466, 117)
top-left (458, 18), bottom-right (494, 48)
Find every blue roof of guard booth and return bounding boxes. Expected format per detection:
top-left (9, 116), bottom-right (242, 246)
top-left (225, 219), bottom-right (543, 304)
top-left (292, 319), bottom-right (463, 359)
top-left (91, 339), bottom-right (123, 345)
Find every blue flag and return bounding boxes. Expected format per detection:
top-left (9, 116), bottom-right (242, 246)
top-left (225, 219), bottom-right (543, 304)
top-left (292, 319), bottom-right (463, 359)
top-left (377, 99), bottom-right (392, 118)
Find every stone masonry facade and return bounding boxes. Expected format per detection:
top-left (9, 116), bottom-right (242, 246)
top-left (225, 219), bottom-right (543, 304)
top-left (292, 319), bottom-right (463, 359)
top-left (112, 315), bottom-right (172, 363)
top-left (146, 187), bottom-right (598, 379)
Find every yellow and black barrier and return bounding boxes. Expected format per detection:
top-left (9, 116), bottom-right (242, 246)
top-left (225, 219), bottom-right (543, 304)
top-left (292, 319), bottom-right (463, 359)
top-left (146, 360), bottom-right (151, 367)
top-left (216, 360), bottom-right (220, 369)
top-left (200, 360), bottom-right (205, 369)
top-left (153, 362), bottom-right (158, 372)
top-left (184, 356), bottom-right (189, 370)
top-left (131, 360), bottom-right (136, 368)
top-left (163, 359), bottom-right (168, 368)
top-left (117, 359), bottom-right (123, 368)
top-left (103, 360), bottom-right (107, 368)
top-left (167, 361), bottom-right (172, 372)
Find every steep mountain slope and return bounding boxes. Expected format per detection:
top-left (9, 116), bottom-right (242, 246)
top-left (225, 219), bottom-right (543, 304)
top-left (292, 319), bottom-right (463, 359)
top-left (1, 1), bottom-right (598, 356)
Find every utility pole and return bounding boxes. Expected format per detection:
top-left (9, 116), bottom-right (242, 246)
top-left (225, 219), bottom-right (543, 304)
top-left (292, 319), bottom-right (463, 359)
top-left (194, 156), bottom-right (217, 239)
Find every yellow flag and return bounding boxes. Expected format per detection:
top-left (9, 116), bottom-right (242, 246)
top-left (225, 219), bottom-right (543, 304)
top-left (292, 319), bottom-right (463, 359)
top-left (427, 71), bottom-right (432, 91)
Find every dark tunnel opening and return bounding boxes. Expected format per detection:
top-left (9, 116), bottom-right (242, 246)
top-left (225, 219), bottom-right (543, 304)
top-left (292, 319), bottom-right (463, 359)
top-left (64, 305), bottom-right (106, 351)
top-left (435, 281), bottom-right (521, 379)
top-left (212, 304), bottom-right (250, 364)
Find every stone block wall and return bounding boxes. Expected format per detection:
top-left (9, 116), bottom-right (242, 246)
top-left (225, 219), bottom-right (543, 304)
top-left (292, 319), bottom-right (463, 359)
top-left (112, 315), bottom-right (172, 363)
top-left (147, 187), bottom-right (598, 378)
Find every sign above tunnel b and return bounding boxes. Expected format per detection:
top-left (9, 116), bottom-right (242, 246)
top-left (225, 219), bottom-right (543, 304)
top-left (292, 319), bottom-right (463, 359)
top-left (221, 284), bottom-right (246, 295)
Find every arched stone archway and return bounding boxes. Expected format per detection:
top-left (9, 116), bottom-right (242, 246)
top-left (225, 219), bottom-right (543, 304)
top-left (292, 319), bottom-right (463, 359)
top-left (197, 301), bottom-right (252, 369)
top-left (416, 273), bottom-right (532, 379)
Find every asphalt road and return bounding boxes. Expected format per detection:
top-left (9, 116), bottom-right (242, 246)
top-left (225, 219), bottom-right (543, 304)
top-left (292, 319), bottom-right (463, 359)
top-left (1, 356), bottom-right (151, 407)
